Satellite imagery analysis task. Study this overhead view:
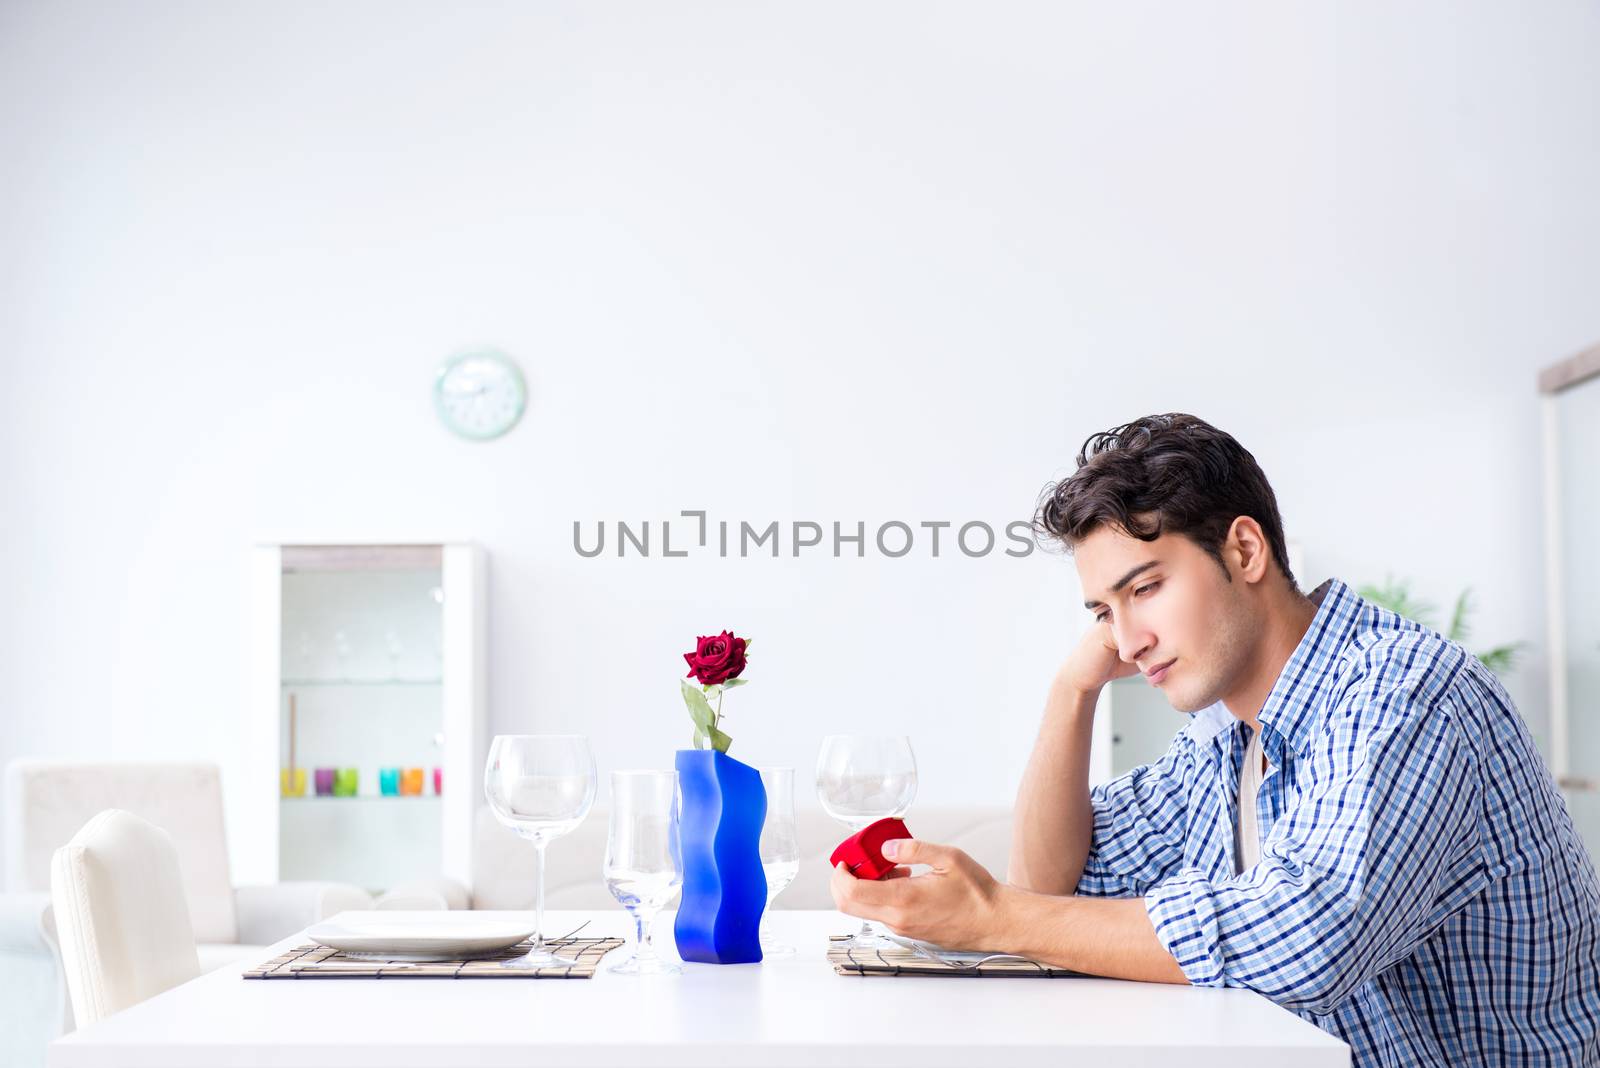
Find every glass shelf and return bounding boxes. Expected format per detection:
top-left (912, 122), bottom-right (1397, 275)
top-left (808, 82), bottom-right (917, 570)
top-left (281, 678), bottom-right (443, 688)
top-left (282, 794), bottom-right (441, 803)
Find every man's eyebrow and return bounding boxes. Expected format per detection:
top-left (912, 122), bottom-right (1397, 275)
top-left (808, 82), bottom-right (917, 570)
top-left (1083, 560), bottom-right (1161, 609)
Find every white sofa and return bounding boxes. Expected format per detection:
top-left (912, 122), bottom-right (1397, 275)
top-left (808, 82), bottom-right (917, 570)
top-left (409, 804), bottom-right (1015, 911)
top-left (1, 761), bottom-right (374, 1066)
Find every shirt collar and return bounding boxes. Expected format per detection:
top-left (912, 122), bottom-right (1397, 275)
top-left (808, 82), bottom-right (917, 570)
top-left (1255, 577), bottom-right (1363, 758)
top-left (1181, 578), bottom-right (1363, 759)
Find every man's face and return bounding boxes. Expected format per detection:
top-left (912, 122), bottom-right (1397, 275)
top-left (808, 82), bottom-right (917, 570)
top-left (1073, 524), bottom-right (1257, 714)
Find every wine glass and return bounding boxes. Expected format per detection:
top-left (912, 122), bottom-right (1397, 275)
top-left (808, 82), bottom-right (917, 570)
top-left (484, 735), bottom-right (597, 968)
top-left (815, 735), bottom-right (917, 950)
top-left (757, 766), bottom-right (799, 959)
top-left (603, 770), bottom-right (683, 975)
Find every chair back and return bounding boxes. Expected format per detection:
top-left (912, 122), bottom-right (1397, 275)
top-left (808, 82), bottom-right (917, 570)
top-left (50, 809), bottom-right (202, 1028)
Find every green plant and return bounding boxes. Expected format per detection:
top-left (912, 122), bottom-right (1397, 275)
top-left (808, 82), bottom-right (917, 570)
top-left (1357, 578), bottom-right (1525, 674)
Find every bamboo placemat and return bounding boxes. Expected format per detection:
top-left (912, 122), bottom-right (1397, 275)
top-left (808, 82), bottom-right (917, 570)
top-left (827, 935), bottom-right (1085, 978)
top-left (244, 936), bottom-right (624, 979)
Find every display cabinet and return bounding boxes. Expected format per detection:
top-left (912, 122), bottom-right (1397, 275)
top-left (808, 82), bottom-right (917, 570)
top-left (243, 543), bottom-right (485, 893)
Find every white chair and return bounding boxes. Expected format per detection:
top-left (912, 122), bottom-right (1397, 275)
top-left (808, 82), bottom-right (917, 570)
top-left (50, 810), bottom-right (201, 1028)
top-left (0, 760), bottom-right (375, 1063)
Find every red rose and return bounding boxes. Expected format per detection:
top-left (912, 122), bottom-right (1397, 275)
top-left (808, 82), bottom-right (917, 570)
top-left (683, 631), bottom-right (748, 687)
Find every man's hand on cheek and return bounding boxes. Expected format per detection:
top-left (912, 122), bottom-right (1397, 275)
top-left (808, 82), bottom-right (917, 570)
top-left (828, 838), bottom-right (1012, 950)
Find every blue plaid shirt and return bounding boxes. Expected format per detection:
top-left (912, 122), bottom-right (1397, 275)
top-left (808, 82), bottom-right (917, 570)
top-left (1078, 578), bottom-right (1600, 1066)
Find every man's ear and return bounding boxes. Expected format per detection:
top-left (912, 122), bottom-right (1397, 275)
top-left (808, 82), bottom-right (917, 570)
top-left (1225, 516), bottom-right (1273, 585)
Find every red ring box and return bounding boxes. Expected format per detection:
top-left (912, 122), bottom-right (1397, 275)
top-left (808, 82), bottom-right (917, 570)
top-left (830, 817), bottom-right (912, 881)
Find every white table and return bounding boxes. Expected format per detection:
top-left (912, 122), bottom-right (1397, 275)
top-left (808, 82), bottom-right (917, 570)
top-left (51, 909), bottom-right (1349, 1067)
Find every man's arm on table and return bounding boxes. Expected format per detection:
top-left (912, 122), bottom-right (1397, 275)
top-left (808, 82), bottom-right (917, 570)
top-left (1010, 881), bottom-right (1189, 984)
top-left (832, 655), bottom-right (1187, 985)
top-left (831, 842), bottom-right (1188, 984)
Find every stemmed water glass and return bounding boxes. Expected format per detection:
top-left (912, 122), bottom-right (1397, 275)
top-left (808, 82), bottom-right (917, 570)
top-left (603, 770), bottom-right (683, 975)
top-left (757, 766), bottom-right (799, 959)
top-left (815, 734), bottom-right (917, 950)
top-left (484, 734), bottom-right (597, 968)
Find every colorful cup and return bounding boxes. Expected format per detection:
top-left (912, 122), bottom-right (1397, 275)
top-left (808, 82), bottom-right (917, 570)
top-left (314, 768), bottom-right (336, 796)
top-left (279, 768), bottom-right (307, 797)
top-left (379, 768), bottom-right (400, 796)
top-left (432, 767), bottom-right (442, 795)
top-left (400, 767), bottom-right (424, 796)
top-left (333, 768), bottom-right (358, 797)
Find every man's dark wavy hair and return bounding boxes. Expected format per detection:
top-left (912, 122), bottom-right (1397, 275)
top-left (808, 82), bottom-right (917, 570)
top-left (1033, 413), bottom-right (1298, 592)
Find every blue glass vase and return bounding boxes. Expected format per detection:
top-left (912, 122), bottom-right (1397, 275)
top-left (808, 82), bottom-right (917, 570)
top-left (673, 748), bottom-right (767, 964)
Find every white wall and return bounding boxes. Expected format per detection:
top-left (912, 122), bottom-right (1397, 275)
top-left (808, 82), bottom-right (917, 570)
top-left (3, 0), bottom-right (1597, 877)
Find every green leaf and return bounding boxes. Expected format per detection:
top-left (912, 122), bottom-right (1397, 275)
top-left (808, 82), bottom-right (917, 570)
top-left (721, 678), bottom-right (749, 688)
top-left (703, 684), bottom-right (723, 700)
top-left (741, 638), bottom-right (752, 653)
top-left (1361, 577), bottom-right (1524, 678)
top-left (708, 726), bottom-right (733, 753)
top-left (680, 680), bottom-right (716, 733)
top-left (1448, 589), bottom-right (1473, 645)
top-left (692, 726), bottom-right (707, 750)
top-left (1357, 577), bottom-right (1435, 628)
top-left (680, 678), bottom-right (712, 712)
top-left (1477, 642), bottom-right (1525, 675)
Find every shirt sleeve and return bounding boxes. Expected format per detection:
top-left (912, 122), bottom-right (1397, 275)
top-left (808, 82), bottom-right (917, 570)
top-left (1074, 731), bottom-right (1196, 897)
top-left (1144, 648), bottom-right (1485, 1016)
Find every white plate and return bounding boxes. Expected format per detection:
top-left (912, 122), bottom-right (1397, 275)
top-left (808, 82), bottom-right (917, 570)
top-left (306, 912), bottom-right (536, 961)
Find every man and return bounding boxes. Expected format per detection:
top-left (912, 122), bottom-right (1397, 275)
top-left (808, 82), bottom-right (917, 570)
top-left (831, 413), bottom-right (1600, 1066)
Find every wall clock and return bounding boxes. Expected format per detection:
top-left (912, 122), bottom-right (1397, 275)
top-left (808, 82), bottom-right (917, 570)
top-left (433, 350), bottom-right (527, 441)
